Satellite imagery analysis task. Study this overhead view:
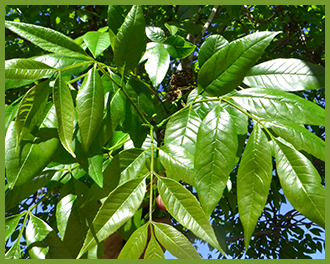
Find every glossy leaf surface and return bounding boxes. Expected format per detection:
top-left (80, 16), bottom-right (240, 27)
top-left (77, 177), bottom-right (146, 258)
top-left (274, 138), bottom-right (325, 228)
top-left (194, 104), bottom-right (238, 217)
top-left (76, 65), bottom-right (104, 153)
top-left (266, 121), bottom-right (325, 161)
top-left (5, 59), bottom-right (57, 90)
top-left (5, 20), bottom-right (88, 58)
top-left (157, 176), bottom-right (224, 254)
top-left (230, 88), bottom-right (325, 126)
top-left (118, 223), bottom-right (149, 259)
top-left (83, 31), bottom-right (110, 58)
top-left (244, 58), bottom-right (325, 91)
top-left (164, 107), bottom-right (201, 157)
top-left (145, 43), bottom-right (170, 87)
top-left (114, 5), bottom-right (146, 75)
top-left (164, 35), bottom-right (196, 59)
top-left (198, 34), bottom-right (228, 68)
top-left (5, 239), bottom-right (21, 259)
top-left (237, 124), bottom-right (272, 249)
top-left (26, 214), bottom-right (71, 259)
top-left (153, 222), bottom-right (201, 259)
top-left (144, 234), bottom-right (165, 259)
top-left (53, 74), bottom-right (76, 158)
top-left (198, 31), bottom-right (279, 97)
top-left (158, 144), bottom-right (194, 186)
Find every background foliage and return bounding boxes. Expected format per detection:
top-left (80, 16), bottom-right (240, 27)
top-left (5, 5), bottom-right (325, 259)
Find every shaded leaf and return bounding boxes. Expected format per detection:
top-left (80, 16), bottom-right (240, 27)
top-left (77, 177), bottom-right (146, 258)
top-left (274, 138), bottom-right (325, 228)
top-left (5, 105), bottom-right (59, 189)
top-left (198, 31), bottom-right (280, 97)
top-left (237, 124), bottom-right (272, 249)
top-left (5, 20), bottom-right (88, 58)
top-left (56, 178), bottom-right (97, 258)
top-left (5, 214), bottom-right (23, 242)
top-left (153, 222), bottom-right (201, 259)
top-left (107, 5), bottom-right (125, 49)
top-left (194, 104), bottom-right (238, 217)
top-left (14, 80), bottom-right (51, 147)
top-left (53, 73), bottom-right (76, 158)
top-left (26, 214), bottom-right (72, 259)
top-left (198, 34), bottom-right (228, 68)
top-left (244, 58), bottom-right (325, 91)
top-left (114, 5), bottom-right (146, 75)
top-left (230, 88), bottom-right (325, 126)
top-left (157, 176), bottom-right (224, 254)
top-left (118, 223), bottom-right (149, 259)
top-left (6, 170), bottom-right (56, 211)
top-left (76, 65), bottom-right (104, 153)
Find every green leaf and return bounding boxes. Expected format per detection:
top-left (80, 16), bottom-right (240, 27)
top-left (6, 170), bottom-right (56, 211)
top-left (237, 124), bottom-right (272, 249)
top-left (157, 176), bottom-right (224, 254)
top-left (5, 214), bottom-right (23, 242)
top-left (274, 138), bottom-right (325, 228)
top-left (146, 26), bottom-right (165, 43)
top-left (53, 74), bottom-right (76, 158)
top-left (145, 43), bottom-right (170, 87)
top-left (77, 176), bottom-right (146, 258)
top-left (144, 234), bottom-right (165, 259)
top-left (32, 54), bottom-right (93, 77)
top-left (5, 105), bottom-right (59, 189)
top-left (158, 144), bottom-right (194, 186)
top-left (26, 214), bottom-right (72, 259)
top-left (5, 59), bottom-right (57, 90)
top-left (164, 23), bottom-right (178, 36)
top-left (230, 88), bottom-right (325, 126)
top-left (107, 5), bottom-right (125, 49)
top-left (177, 5), bottom-right (200, 20)
top-left (84, 148), bottom-right (146, 205)
top-left (153, 222), bottom-right (201, 259)
top-left (194, 104), bottom-right (238, 217)
top-left (266, 121), bottom-right (325, 161)
top-left (14, 80), bottom-right (51, 147)
top-left (198, 34), bottom-right (228, 68)
top-left (83, 31), bottom-right (110, 58)
top-left (56, 178), bottom-right (97, 258)
top-left (198, 31), bottom-right (280, 97)
top-left (84, 137), bottom-right (104, 188)
top-left (5, 20), bottom-right (88, 58)
top-left (5, 239), bottom-right (22, 259)
top-left (244, 58), bottom-right (325, 91)
top-left (114, 5), bottom-right (146, 75)
top-left (164, 107), bottom-right (202, 157)
top-left (100, 87), bottom-right (125, 146)
top-left (118, 223), bottom-right (149, 259)
top-left (77, 65), bottom-right (104, 153)
top-left (164, 35), bottom-right (196, 59)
